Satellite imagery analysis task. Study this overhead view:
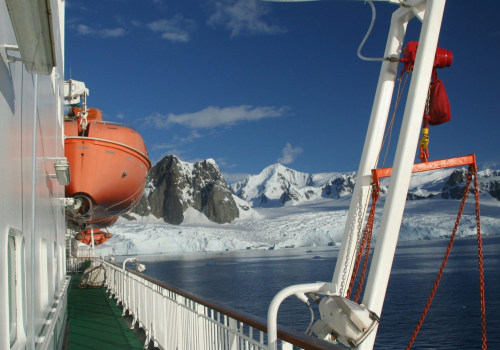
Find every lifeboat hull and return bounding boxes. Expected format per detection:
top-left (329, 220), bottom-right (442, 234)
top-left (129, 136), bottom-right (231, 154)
top-left (65, 117), bottom-right (151, 227)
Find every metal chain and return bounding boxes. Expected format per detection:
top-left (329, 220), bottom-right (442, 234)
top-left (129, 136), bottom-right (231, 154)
top-left (473, 168), bottom-right (487, 350)
top-left (424, 82), bottom-right (432, 116)
top-left (340, 189), bottom-right (366, 296)
top-left (344, 182), bottom-right (380, 301)
top-left (406, 169), bottom-right (473, 349)
top-left (354, 183), bottom-right (380, 303)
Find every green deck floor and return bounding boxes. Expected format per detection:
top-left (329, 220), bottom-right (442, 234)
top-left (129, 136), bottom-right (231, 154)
top-left (67, 274), bottom-right (144, 350)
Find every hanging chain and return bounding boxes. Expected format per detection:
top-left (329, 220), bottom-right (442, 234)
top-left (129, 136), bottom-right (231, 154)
top-left (473, 168), bottom-right (487, 350)
top-left (354, 183), bottom-right (380, 302)
top-left (340, 191), bottom-right (362, 295)
top-left (341, 188), bottom-right (368, 296)
top-left (406, 167), bottom-right (486, 350)
top-left (346, 182), bottom-right (380, 301)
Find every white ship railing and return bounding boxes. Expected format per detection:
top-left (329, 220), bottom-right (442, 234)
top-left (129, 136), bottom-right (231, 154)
top-left (96, 258), bottom-right (340, 350)
top-left (66, 256), bottom-right (92, 273)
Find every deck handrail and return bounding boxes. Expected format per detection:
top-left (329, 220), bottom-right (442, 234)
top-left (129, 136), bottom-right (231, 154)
top-left (94, 257), bottom-right (341, 350)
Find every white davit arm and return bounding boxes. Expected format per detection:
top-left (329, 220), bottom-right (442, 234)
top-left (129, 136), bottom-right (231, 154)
top-left (64, 79), bottom-right (89, 105)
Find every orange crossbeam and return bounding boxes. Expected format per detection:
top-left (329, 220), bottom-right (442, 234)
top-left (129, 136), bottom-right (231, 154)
top-left (372, 154), bottom-right (476, 184)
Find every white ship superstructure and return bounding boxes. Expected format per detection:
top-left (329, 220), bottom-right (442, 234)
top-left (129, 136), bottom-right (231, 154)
top-left (0, 0), bottom-right (68, 349)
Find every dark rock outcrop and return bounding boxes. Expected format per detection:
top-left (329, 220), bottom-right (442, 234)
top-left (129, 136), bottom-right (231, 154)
top-left (441, 169), bottom-right (468, 199)
top-left (322, 173), bottom-right (356, 198)
top-left (137, 155), bottom-right (239, 224)
top-left (441, 168), bottom-right (500, 201)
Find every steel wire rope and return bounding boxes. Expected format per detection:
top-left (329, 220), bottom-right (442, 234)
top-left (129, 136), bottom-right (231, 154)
top-left (380, 71), bottom-right (410, 168)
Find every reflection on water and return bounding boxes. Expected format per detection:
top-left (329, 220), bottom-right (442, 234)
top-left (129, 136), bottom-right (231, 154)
top-left (141, 236), bottom-right (500, 349)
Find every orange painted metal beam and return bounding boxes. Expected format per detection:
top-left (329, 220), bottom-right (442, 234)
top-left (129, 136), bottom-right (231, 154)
top-left (372, 154), bottom-right (476, 184)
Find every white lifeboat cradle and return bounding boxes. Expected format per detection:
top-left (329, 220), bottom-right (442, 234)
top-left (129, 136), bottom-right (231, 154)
top-left (266, 1), bottom-right (484, 350)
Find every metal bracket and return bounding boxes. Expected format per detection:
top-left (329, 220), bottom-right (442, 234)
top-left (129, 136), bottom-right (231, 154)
top-left (3, 44), bottom-right (22, 63)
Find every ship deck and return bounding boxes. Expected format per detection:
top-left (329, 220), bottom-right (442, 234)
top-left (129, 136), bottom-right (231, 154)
top-left (66, 274), bottom-right (144, 349)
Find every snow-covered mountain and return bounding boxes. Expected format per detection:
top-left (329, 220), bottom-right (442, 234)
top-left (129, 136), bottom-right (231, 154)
top-left (84, 160), bottom-right (500, 257)
top-left (230, 163), bottom-right (500, 205)
top-left (229, 163), bottom-right (356, 206)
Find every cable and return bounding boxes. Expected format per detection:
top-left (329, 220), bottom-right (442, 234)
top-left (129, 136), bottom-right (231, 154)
top-left (295, 293), bottom-right (316, 335)
top-left (305, 303), bottom-right (315, 335)
top-left (357, 0), bottom-right (400, 62)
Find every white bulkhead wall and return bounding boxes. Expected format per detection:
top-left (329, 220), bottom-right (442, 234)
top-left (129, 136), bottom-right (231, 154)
top-left (0, 0), bottom-right (67, 348)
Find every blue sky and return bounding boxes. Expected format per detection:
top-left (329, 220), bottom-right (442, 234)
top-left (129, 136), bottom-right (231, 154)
top-left (65, 0), bottom-right (499, 182)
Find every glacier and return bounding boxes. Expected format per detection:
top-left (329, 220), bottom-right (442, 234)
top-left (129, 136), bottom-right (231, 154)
top-left (91, 188), bottom-right (500, 257)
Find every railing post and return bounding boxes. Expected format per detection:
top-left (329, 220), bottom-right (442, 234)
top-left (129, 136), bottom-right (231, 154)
top-left (228, 317), bottom-right (238, 350)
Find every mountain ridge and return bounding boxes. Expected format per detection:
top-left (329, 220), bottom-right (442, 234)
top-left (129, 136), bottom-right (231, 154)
top-left (132, 156), bottom-right (500, 225)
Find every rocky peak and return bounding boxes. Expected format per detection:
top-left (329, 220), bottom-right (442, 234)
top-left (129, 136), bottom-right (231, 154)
top-left (141, 155), bottom-right (239, 224)
top-left (230, 163), bottom-right (314, 206)
top-left (322, 173), bottom-right (356, 198)
top-left (441, 168), bottom-right (500, 200)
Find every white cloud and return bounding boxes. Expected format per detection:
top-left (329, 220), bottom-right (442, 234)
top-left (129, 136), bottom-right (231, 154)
top-left (75, 24), bottom-right (126, 38)
top-left (481, 160), bottom-right (500, 169)
top-left (278, 142), bottom-right (302, 164)
top-left (76, 24), bottom-right (93, 35)
top-left (148, 15), bottom-right (197, 42)
top-left (208, 0), bottom-right (286, 37)
top-left (131, 20), bottom-right (143, 28)
top-left (151, 143), bottom-right (177, 151)
top-left (173, 130), bottom-right (203, 144)
top-left (144, 105), bottom-right (288, 129)
top-left (101, 27), bottom-right (126, 38)
top-left (216, 157), bottom-right (237, 169)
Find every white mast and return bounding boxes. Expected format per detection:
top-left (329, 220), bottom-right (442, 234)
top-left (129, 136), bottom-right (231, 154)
top-left (357, 1), bottom-right (446, 348)
top-left (266, 1), bottom-right (447, 348)
top-left (331, 3), bottom-right (414, 297)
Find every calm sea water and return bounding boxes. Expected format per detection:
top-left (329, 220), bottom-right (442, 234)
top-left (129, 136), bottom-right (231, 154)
top-left (140, 236), bottom-right (500, 349)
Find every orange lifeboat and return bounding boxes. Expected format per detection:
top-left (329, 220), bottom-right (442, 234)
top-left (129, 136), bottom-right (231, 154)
top-left (65, 107), bottom-right (151, 231)
top-left (75, 229), bottom-right (112, 246)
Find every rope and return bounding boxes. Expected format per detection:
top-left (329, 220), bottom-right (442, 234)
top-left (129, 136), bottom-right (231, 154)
top-left (380, 71), bottom-right (410, 168)
top-left (406, 166), bottom-right (487, 349)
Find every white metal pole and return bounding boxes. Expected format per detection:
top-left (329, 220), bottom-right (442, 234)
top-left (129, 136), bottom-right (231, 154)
top-left (359, 1), bottom-right (446, 349)
top-left (267, 282), bottom-right (327, 350)
top-left (29, 74), bottom-right (39, 350)
top-left (331, 6), bottom-right (413, 295)
top-left (90, 227), bottom-right (95, 249)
